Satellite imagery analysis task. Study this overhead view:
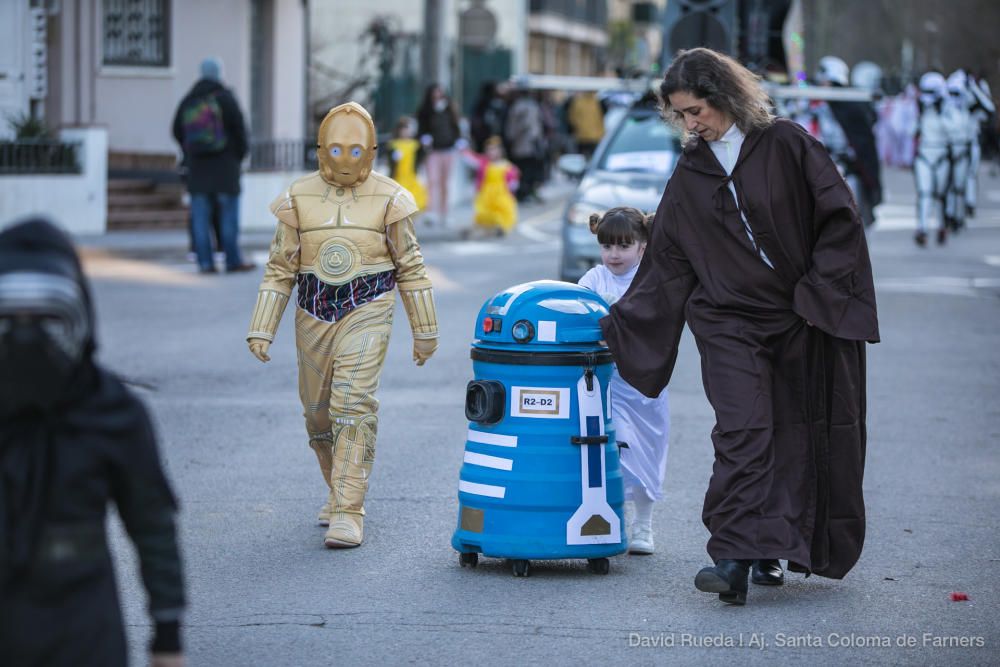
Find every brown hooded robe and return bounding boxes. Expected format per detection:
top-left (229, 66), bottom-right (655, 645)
top-left (601, 119), bottom-right (879, 579)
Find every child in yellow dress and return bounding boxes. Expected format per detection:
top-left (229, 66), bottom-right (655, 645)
top-left (462, 136), bottom-right (520, 236)
top-left (387, 116), bottom-right (428, 211)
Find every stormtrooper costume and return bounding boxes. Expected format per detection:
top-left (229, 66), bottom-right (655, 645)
top-left (943, 71), bottom-right (974, 233)
top-left (247, 102), bottom-right (439, 548)
top-left (913, 72), bottom-right (952, 245)
top-left (815, 56), bottom-right (883, 228)
top-left (812, 57), bottom-right (855, 170)
top-left (959, 72), bottom-right (996, 217)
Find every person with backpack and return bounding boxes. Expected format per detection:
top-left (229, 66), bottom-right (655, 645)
top-left (172, 57), bottom-right (253, 274)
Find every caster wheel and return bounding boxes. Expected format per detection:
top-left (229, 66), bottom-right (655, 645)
top-left (587, 558), bottom-right (610, 575)
top-left (512, 559), bottom-right (531, 577)
top-left (459, 552), bottom-right (478, 568)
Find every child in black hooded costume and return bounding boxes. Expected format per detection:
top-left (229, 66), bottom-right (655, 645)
top-left (0, 218), bottom-right (186, 666)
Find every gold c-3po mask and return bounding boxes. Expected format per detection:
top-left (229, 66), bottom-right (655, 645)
top-left (317, 102), bottom-right (378, 187)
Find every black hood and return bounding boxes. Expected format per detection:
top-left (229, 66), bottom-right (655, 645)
top-left (0, 217), bottom-right (96, 354)
top-left (187, 78), bottom-right (225, 101)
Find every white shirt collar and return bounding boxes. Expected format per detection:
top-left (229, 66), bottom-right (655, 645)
top-left (712, 122), bottom-right (744, 145)
top-left (708, 123), bottom-right (745, 173)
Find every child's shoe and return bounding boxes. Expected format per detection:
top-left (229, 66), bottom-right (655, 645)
top-left (324, 512), bottom-right (363, 548)
top-left (629, 521), bottom-right (654, 555)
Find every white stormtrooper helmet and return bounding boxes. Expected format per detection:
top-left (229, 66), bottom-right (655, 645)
top-left (946, 69), bottom-right (970, 105)
top-left (851, 61), bottom-right (883, 92)
top-left (816, 56), bottom-right (850, 87)
top-left (919, 71), bottom-right (947, 105)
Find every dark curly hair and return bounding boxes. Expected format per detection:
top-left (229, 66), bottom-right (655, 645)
top-left (659, 48), bottom-right (774, 147)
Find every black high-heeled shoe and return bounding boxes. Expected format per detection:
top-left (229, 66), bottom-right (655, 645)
top-left (694, 559), bottom-right (751, 605)
top-left (751, 559), bottom-right (784, 586)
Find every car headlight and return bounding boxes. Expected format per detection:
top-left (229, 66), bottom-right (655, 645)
top-left (566, 202), bottom-right (605, 226)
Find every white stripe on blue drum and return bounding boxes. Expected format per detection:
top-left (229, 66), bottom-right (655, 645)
top-left (458, 480), bottom-right (507, 499)
top-left (467, 429), bottom-right (518, 447)
top-left (464, 451), bottom-right (514, 471)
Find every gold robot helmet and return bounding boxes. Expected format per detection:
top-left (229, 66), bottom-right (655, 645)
top-left (317, 102), bottom-right (377, 187)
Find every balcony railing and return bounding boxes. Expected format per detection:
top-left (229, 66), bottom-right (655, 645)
top-left (0, 139), bottom-right (82, 175)
top-left (529, 0), bottom-right (608, 26)
top-left (248, 139), bottom-right (317, 172)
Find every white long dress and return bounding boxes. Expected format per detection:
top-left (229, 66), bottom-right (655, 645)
top-left (579, 264), bottom-right (670, 501)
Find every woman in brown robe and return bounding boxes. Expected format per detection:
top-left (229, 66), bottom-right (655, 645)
top-left (601, 48), bottom-right (879, 605)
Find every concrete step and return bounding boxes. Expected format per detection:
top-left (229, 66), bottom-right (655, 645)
top-left (107, 208), bottom-right (189, 230)
top-left (108, 178), bottom-right (156, 193)
top-left (108, 191), bottom-right (186, 209)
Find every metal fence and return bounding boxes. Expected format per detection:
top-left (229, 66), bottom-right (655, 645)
top-left (248, 139), bottom-right (316, 172)
top-left (0, 140), bottom-right (81, 175)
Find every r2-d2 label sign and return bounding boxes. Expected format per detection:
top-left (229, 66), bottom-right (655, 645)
top-left (511, 386), bottom-right (569, 419)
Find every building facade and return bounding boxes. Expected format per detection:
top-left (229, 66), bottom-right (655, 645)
top-left (0, 0), bottom-right (306, 158)
top-left (0, 0), bottom-right (308, 234)
top-left (527, 0), bottom-right (609, 76)
top-left (308, 0), bottom-right (527, 132)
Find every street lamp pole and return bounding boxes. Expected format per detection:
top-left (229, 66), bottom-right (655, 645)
top-left (423, 0), bottom-right (444, 89)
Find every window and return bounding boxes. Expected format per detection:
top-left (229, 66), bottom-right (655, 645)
top-left (102, 0), bottom-right (170, 67)
top-left (597, 112), bottom-right (682, 176)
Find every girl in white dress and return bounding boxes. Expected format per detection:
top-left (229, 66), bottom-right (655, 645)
top-left (578, 207), bottom-right (670, 555)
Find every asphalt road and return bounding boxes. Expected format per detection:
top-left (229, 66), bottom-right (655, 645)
top-left (80, 168), bottom-right (1000, 666)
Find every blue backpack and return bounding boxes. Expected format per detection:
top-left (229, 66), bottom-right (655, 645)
top-left (181, 92), bottom-right (227, 155)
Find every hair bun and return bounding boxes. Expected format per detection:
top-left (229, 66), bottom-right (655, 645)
top-left (643, 213), bottom-right (654, 230)
top-left (588, 213), bottom-right (601, 235)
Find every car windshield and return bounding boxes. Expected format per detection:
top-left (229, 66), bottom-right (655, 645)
top-left (596, 112), bottom-right (680, 175)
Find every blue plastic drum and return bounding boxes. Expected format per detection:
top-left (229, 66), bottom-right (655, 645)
top-left (451, 280), bottom-right (627, 576)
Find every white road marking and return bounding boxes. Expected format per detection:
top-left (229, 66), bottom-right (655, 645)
top-left (873, 203), bottom-right (1000, 230)
top-left (517, 223), bottom-right (556, 242)
top-left (444, 240), bottom-right (556, 257)
top-left (448, 242), bottom-right (507, 256)
top-left (876, 276), bottom-right (1000, 298)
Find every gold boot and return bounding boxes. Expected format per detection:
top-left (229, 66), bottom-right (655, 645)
top-left (324, 417), bottom-right (376, 548)
top-left (324, 512), bottom-right (364, 548)
top-left (309, 433), bottom-right (334, 526)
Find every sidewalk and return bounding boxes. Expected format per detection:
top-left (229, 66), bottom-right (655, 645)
top-left (74, 178), bottom-right (577, 264)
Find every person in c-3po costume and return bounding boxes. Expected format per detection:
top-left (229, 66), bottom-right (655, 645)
top-left (246, 102), bottom-right (438, 548)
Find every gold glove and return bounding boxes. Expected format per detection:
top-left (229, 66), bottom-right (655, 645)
top-left (398, 284), bottom-right (438, 339)
top-left (248, 338), bottom-right (271, 363)
top-left (413, 337), bottom-right (438, 366)
top-left (247, 289), bottom-right (290, 343)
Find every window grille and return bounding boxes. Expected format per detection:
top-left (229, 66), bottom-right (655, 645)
top-left (102, 0), bottom-right (169, 67)
top-left (0, 139), bottom-right (81, 175)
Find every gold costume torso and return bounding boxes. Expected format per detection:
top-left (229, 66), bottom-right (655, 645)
top-left (284, 170), bottom-right (415, 287)
top-left (248, 168), bottom-right (436, 344)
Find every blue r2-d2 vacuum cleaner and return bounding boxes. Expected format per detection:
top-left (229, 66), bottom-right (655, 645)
top-left (451, 280), bottom-right (627, 577)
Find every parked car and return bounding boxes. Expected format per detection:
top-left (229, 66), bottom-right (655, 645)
top-left (557, 101), bottom-right (682, 282)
